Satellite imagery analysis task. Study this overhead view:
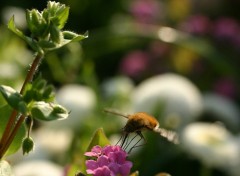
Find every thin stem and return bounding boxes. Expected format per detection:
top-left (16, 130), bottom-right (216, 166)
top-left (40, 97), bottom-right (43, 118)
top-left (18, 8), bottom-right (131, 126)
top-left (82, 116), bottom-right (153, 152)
top-left (0, 110), bottom-right (17, 150)
top-left (0, 53), bottom-right (43, 159)
top-left (20, 53), bottom-right (43, 94)
top-left (0, 115), bottom-right (26, 159)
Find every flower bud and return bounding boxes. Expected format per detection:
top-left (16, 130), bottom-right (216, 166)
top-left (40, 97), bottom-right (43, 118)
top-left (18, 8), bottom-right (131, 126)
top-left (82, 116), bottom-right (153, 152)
top-left (22, 137), bottom-right (34, 155)
top-left (26, 9), bottom-right (48, 38)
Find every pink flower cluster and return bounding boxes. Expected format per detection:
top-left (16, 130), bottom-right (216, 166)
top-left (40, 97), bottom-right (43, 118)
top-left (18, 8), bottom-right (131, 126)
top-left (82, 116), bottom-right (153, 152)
top-left (85, 145), bottom-right (132, 176)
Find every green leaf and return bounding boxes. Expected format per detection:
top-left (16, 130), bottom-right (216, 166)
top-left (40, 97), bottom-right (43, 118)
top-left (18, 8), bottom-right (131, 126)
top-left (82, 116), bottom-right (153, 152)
top-left (0, 105), bottom-right (26, 157)
top-left (86, 128), bottom-right (110, 152)
top-left (8, 16), bottom-right (27, 41)
top-left (0, 160), bottom-right (13, 176)
top-left (0, 85), bottom-right (27, 114)
top-left (8, 16), bottom-right (43, 54)
top-left (56, 6), bottom-right (69, 29)
top-left (30, 101), bottom-right (68, 121)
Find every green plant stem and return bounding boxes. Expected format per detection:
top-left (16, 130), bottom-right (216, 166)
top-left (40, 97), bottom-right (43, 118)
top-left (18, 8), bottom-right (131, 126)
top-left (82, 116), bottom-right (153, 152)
top-left (0, 53), bottom-right (43, 159)
top-left (0, 115), bottom-right (25, 158)
top-left (0, 110), bottom-right (17, 152)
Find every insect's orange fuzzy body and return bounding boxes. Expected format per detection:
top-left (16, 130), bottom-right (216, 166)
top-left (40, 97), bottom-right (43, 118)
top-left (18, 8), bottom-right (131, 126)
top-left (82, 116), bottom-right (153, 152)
top-left (104, 109), bottom-right (178, 152)
top-left (124, 112), bottom-right (159, 133)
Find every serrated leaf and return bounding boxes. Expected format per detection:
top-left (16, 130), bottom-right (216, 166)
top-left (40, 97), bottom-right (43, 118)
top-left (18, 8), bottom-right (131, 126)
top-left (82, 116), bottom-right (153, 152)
top-left (0, 105), bottom-right (26, 157)
top-left (30, 101), bottom-right (68, 121)
top-left (0, 85), bottom-right (27, 114)
top-left (0, 160), bottom-right (13, 176)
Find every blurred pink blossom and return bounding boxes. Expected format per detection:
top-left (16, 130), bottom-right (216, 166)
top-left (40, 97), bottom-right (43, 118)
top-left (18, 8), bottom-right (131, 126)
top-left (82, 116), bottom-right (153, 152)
top-left (213, 18), bottom-right (240, 41)
top-left (180, 15), bottom-right (211, 35)
top-left (85, 145), bottom-right (132, 176)
top-left (129, 0), bottom-right (161, 23)
top-left (119, 50), bottom-right (149, 78)
top-left (214, 78), bottom-right (236, 99)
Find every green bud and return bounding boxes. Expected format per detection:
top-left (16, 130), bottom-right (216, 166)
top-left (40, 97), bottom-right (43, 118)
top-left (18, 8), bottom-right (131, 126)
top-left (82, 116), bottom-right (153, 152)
top-left (26, 9), bottom-right (48, 38)
top-left (46, 1), bottom-right (69, 29)
top-left (34, 79), bottom-right (47, 90)
top-left (22, 137), bottom-right (34, 155)
top-left (50, 25), bottom-right (61, 43)
top-left (43, 85), bottom-right (54, 100)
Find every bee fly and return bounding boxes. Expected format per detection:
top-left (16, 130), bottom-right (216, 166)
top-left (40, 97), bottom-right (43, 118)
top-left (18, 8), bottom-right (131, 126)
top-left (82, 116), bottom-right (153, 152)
top-left (104, 109), bottom-right (178, 153)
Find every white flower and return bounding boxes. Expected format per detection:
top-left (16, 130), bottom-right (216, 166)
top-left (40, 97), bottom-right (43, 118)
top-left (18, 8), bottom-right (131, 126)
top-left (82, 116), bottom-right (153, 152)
top-left (182, 122), bottom-right (240, 170)
top-left (102, 76), bottom-right (134, 98)
top-left (132, 73), bottom-right (202, 129)
top-left (13, 160), bottom-right (62, 176)
top-left (34, 127), bottom-right (73, 155)
top-left (203, 93), bottom-right (240, 131)
top-left (49, 84), bottom-right (96, 129)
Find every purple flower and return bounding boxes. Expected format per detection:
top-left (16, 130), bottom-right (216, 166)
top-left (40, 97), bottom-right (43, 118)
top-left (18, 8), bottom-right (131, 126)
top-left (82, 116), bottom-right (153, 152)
top-left (85, 145), bottom-right (133, 176)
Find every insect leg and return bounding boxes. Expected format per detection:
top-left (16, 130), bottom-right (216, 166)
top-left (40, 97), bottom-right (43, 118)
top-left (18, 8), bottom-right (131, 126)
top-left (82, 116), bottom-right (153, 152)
top-left (128, 131), bottom-right (146, 153)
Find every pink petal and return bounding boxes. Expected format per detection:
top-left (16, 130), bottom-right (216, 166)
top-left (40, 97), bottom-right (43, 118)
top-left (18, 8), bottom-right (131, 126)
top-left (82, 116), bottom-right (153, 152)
top-left (85, 145), bottom-right (102, 157)
top-left (97, 155), bottom-right (109, 167)
top-left (86, 160), bottom-right (98, 172)
top-left (94, 166), bottom-right (112, 176)
top-left (119, 161), bottom-right (133, 176)
top-left (108, 151), bottom-right (127, 164)
top-left (108, 162), bottom-right (120, 174)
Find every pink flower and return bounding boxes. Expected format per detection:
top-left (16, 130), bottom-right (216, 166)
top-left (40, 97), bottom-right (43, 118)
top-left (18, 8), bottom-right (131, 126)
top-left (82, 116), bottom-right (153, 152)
top-left (213, 18), bottom-right (240, 41)
top-left (119, 50), bottom-right (149, 78)
top-left (85, 145), bottom-right (102, 157)
top-left (180, 15), bottom-right (211, 35)
top-left (85, 145), bottom-right (133, 176)
top-left (130, 0), bottom-right (161, 24)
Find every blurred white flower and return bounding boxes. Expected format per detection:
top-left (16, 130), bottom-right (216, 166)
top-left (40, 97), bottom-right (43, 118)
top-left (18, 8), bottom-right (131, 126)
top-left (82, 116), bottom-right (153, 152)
top-left (6, 128), bottom-right (72, 164)
top-left (102, 76), bottom-right (134, 98)
top-left (229, 135), bottom-right (240, 176)
top-left (13, 160), bottom-right (62, 176)
top-left (203, 93), bottom-right (240, 131)
top-left (132, 73), bottom-right (202, 129)
top-left (47, 84), bottom-right (96, 129)
top-left (34, 127), bottom-right (73, 155)
top-left (182, 122), bottom-right (240, 170)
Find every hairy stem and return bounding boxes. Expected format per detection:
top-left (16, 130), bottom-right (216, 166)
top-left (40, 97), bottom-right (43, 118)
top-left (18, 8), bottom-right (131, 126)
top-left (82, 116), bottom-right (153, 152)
top-left (0, 53), bottom-right (43, 159)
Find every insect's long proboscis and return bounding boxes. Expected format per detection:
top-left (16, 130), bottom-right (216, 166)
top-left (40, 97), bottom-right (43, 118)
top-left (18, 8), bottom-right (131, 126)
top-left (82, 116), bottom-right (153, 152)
top-left (103, 108), bottom-right (129, 119)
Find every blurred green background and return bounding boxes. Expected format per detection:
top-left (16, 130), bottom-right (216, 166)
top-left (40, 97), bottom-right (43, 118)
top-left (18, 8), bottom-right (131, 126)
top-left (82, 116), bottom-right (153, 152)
top-left (0, 0), bottom-right (240, 176)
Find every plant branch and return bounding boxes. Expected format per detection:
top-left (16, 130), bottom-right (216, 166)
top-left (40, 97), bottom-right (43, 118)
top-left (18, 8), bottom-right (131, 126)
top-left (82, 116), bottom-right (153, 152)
top-left (0, 53), bottom-right (43, 159)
